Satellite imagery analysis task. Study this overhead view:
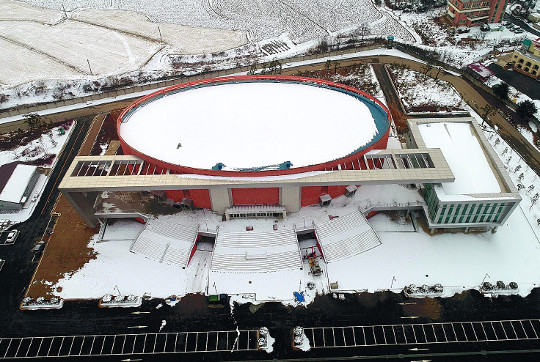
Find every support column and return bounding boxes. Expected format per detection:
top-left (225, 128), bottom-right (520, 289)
top-left (280, 186), bottom-right (301, 213)
top-left (209, 188), bottom-right (231, 214)
top-left (62, 191), bottom-right (99, 228)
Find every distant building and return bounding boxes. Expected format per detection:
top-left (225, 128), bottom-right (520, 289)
top-left (0, 163), bottom-right (39, 211)
top-left (466, 62), bottom-right (495, 81)
top-left (447, 0), bottom-right (508, 26)
top-left (511, 38), bottom-right (540, 79)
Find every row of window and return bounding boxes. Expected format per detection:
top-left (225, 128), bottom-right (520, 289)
top-left (435, 202), bottom-right (510, 224)
top-left (515, 58), bottom-right (539, 69)
top-left (228, 212), bottom-right (283, 219)
top-left (458, 1), bottom-right (490, 9)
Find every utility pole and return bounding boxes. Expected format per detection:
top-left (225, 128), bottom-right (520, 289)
top-left (87, 59), bottom-right (93, 75)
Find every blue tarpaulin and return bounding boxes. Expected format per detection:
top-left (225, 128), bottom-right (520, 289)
top-left (294, 291), bottom-right (305, 302)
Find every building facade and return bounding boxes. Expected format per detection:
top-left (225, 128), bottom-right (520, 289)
top-left (0, 163), bottom-right (40, 211)
top-left (408, 118), bottom-right (520, 231)
top-left (447, 0), bottom-right (508, 26)
top-left (511, 38), bottom-right (540, 79)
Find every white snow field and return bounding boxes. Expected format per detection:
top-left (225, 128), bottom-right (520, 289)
top-left (71, 9), bottom-right (247, 55)
top-left (390, 67), bottom-right (465, 110)
top-left (0, 1), bottom-right (246, 87)
top-left (120, 82), bottom-right (378, 170)
top-left (17, 0), bottom-right (414, 43)
top-left (51, 179), bottom-right (540, 303)
top-left (0, 0), bottom-right (419, 88)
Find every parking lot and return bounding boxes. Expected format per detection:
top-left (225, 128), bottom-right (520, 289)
top-left (0, 230), bottom-right (19, 246)
top-left (304, 319), bottom-right (540, 349)
top-left (0, 329), bottom-right (260, 359)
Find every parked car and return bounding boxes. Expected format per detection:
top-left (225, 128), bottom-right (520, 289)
top-left (514, 28), bottom-right (525, 33)
top-left (6, 230), bottom-right (19, 243)
top-left (33, 241), bottom-right (45, 255)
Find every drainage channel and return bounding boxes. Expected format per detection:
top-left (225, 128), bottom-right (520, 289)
top-left (0, 329), bottom-right (259, 359)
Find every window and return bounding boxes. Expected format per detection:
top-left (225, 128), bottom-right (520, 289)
top-left (533, 65), bottom-right (539, 70)
top-left (518, 59), bottom-right (524, 63)
top-left (526, 61), bottom-right (532, 66)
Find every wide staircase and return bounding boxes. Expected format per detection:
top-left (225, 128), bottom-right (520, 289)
top-left (315, 211), bottom-right (381, 263)
top-left (210, 229), bottom-right (301, 272)
top-left (130, 219), bottom-right (199, 268)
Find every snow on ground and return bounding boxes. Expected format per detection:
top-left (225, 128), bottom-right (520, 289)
top-left (0, 47), bottom-right (419, 119)
top-left (0, 124), bottom-right (73, 167)
top-left (485, 76), bottom-right (540, 128)
top-left (467, 104), bottom-right (540, 238)
top-left (0, 19), bottom-right (161, 81)
top-left (330, 207), bottom-right (540, 296)
top-left (54, 238), bottom-right (187, 299)
top-left (331, 63), bottom-right (383, 100)
top-left (0, 123), bottom-right (73, 224)
top-left (121, 82), bottom-right (378, 170)
top-left (51, 162), bottom-right (539, 302)
top-left (0, 0), bottom-right (62, 24)
top-left (0, 0), bottom-right (419, 94)
top-left (389, 66), bottom-right (465, 110)
top-left (71, 9), bottom-right (247, 55)
top-left (18, 0), bottom-right (410, 43)
top-left (399, 7), bottom-right (526, 68)
top-left (101, 219), bottom-right (145, 241)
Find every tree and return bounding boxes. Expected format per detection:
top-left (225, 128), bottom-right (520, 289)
top-left (325, 59), bottom-right (332, 72)
top-left (516, 100), bottom-right (537, 119)
top-left (492, 82), bottom-right (509, 100)
top-left (332, 60), bottom-right (340, 74)
top-left (248, 62), bottom-right (257, 75)
top-left (479, 103), bottom-right (496, 126)
top-left (420, 62), bottom-right (434, 75)
top-left (23, 113), bottom-right (43, 130)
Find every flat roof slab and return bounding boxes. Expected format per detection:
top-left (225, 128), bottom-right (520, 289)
top-left (120, 82), bottom-right (378, 170)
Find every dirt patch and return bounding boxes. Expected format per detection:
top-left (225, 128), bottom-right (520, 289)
top-left (27, 113), bottom-right (108, 297)
top-left (27, 195), bottom-right (98, 297)
top-left (403, 298), bottom-right (443, 320)
top-left (89, 110), bottom-right (122, 156)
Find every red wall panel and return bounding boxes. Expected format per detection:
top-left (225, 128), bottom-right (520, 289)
top-left (328, 185), bottom-right (347, 198)
top-left (165, 190), bottom-right (184, 202)
top-left (301, 186), bottom-right (323, 207)
top-left (232, 188), bottom-right (279, 205)
top-left (189, 189), bottom-right (212, 209)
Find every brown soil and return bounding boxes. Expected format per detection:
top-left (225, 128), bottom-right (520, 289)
top-left (27, 195), bottom-right (98, 297)
top-left (403, 298), bottom-right (443, 320)
top-left (89, 110), bottom-right (122, 156)
top-left (27, 113), bottom-right (109, 297)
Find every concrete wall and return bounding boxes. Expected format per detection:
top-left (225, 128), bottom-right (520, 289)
top-left (209, 188), bottom-right (231, 214)
top-left (280, 186), bottom-right (301, 213)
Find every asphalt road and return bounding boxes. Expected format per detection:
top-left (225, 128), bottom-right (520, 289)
top-left (0, 116), bottom-right (92, 332)
top-left (488, 63), bottom-right (540, 100)
top-left (508, 15), bottom-right (540, 38)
